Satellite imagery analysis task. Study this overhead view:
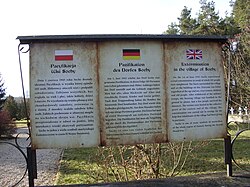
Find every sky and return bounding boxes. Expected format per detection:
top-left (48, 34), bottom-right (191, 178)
top-left (0, 0), bottom-right (232, 97)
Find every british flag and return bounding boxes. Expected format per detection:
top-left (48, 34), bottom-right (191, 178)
top-left (186, 49), bottom-right (202, 60)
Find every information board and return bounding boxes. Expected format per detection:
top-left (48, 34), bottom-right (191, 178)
top-left (165, 42), bottom-right (226, 141)
top-left (98, 41), bottom-right (166, 145)
top-left (24, 35), bottom-right (227, 149)
top-left (30, 43), bottom-right (100, 148)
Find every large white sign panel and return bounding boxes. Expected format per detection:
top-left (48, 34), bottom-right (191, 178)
top-left (165, 42), bottom-right (226, 141)
top-left (30, 43), bottom-right (100, 148)
top-left (28, 38), bottom-right (227, 149)
top-left (98, 41), bottom-right (167, 145)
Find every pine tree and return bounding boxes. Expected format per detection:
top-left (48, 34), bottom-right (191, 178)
top-left (233, 0), bottom-right (250, 30)
top-left (193, 0), bottom-right (223, 35)
top-left (0, 74), bottom-right (16, 137)
top-left (229, 0), bottom-right (250, 106)
top-left (164, 22), bottom-right (179, 34)
top-left (163, 0), bottom-right (239, 36)
top-left (0, 74), bottom-right (6, 110)
top-left (163, 0), bottom-right (249, 106)
top-left (178, 6), bottom-right (197, 35)
top-left (3, 95), bottom-right (18, 119)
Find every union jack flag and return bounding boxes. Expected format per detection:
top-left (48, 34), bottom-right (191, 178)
top-left (186, 49), bottom-right (202, 60)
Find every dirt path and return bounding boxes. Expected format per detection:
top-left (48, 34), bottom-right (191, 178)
top-left (0, 128), bottom-right (63, 187)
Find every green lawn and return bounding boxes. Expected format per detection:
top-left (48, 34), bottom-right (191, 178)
top-left (56, 128), bottom-right (250, 185)
top-left (14, 120), bottom-right (29, 128)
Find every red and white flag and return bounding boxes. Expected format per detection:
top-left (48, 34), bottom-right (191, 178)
top-left (55, 50), bottom-right (73, 61)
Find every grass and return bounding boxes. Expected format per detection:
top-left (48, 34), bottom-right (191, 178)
top-left (56, 148), bottom-right (103, 184)
top-left (14, 119), bottom-right (29, 128)
top-left (56, 127), bottom-right (250, 185)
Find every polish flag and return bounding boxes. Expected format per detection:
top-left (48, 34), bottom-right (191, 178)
top-left (55, 50), bottom-right (73, 61)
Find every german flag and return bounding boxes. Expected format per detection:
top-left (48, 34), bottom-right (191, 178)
top-left (123, 49), bottom-right (140, 60)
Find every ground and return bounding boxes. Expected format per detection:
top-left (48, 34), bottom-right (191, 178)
top-left (40, 172), bottom-right (250, 187)
top-left (1, 127), bottom-right (250, 187)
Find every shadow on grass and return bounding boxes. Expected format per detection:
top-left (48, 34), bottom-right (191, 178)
top-left (58, 138), bottom-right (250, 184)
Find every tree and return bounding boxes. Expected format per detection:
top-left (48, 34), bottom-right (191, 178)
top-left (0, 110), bottom-right (16, 137)
top-left (0, 74), bottom-right (6, 110)
top-left (219, 13), bottom-right (240, 36)
top-left (178, 6), bottom-right (197, 35)
top-left (233, 0), bottom-right (250, 30)
top-left (0, 74), bottom-right (16, 137)
top-left (17, 101), bottom-right (26, 120)
top-left (164, 0), bottom-right (249, 107)
top-left (229, 0), bottom-right (250, 107)
top-left (192, 0), bottom-right (223, 35)
top-left (16, 97), bottom-right (30, 120)
top-left (164, 0), bottom-right (240, 36)
top-left (163, 6), bottom-right (197, 35)
top-left (232, 0), bottom-right (250, 55)
top-left (164, 22), bottom-right (179, 34)
top-left (3, 95), bottom-right (19, 120)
